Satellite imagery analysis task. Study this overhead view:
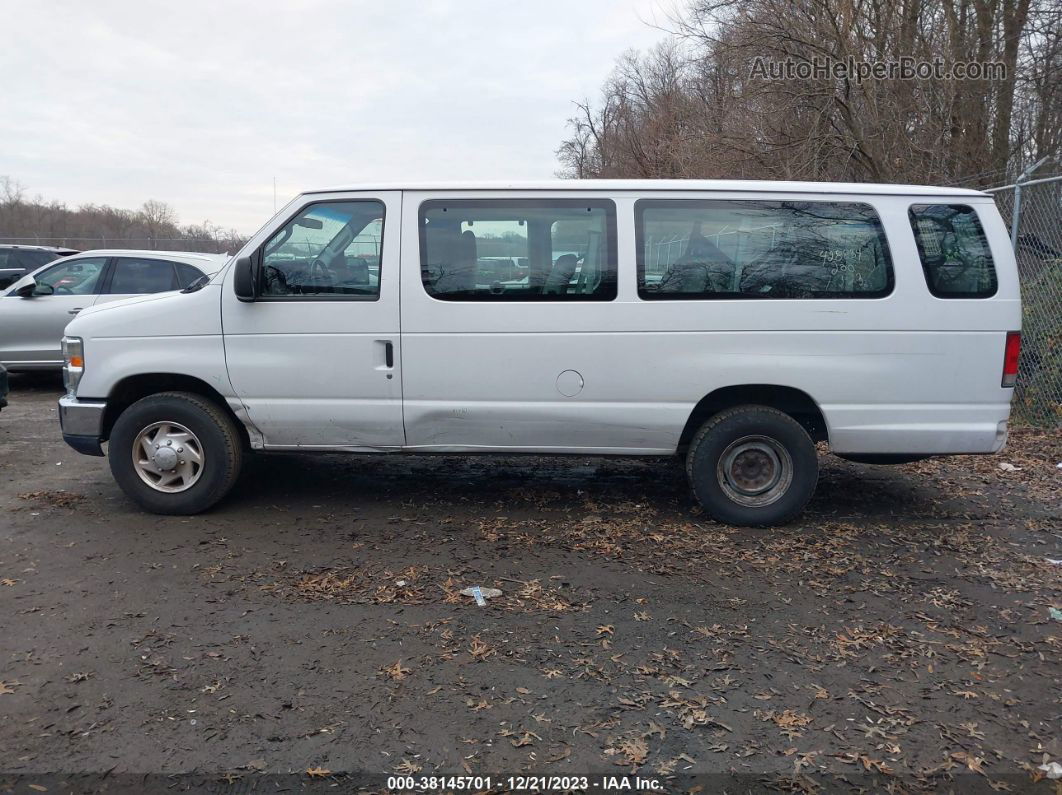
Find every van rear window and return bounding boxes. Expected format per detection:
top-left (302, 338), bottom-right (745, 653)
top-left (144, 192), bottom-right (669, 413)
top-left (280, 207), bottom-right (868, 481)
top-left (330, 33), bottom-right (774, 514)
top-left (636, 200), bottom-right (893, 299)
top-left (420, 199), bottom-right (617, 301)
top-left (909, 204), bottom-right (997, 298)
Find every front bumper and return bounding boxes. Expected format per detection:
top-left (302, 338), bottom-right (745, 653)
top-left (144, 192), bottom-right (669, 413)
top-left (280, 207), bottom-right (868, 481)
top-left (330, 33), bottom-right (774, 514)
top-left (58, 394), bottom-right (107, 456)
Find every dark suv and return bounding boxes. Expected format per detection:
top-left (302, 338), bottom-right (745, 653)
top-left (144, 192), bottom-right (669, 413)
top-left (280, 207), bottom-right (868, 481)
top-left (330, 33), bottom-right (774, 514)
top-left (0, 245), bottom-right (80, 289)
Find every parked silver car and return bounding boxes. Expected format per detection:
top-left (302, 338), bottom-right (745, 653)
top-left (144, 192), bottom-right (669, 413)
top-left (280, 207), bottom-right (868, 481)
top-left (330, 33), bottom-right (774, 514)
top-left (0, 250), bottom-right (226, 370)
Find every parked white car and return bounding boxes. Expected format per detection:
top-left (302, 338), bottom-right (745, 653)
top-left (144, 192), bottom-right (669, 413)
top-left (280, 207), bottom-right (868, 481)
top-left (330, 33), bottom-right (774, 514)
top-left (57, 181), bottom-right (1020, 525)
top-left (1, 250), bottom-right (226, 370)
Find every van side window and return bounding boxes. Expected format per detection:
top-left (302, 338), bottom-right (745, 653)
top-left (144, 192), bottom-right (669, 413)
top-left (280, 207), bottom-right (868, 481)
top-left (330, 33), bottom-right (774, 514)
top-left (260, 200), bottom-right (384, 299)
top-left (909, 204), bottom-right (997, 298)
top-left (636, 200), bottom-right (893, 299)
top-left (420, 199), bottom-right (617, 301)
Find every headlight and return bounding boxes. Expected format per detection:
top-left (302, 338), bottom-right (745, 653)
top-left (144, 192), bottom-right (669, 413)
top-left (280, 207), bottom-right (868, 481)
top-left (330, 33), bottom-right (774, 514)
top-left (61, 336), bottom-right (84, 395)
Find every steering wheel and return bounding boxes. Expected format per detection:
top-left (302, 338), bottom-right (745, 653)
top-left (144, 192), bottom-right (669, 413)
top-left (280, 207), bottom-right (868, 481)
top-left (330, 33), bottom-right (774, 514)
top-left (53, 285), bottom-right (74, 295)
top-left (308, 257), bottom-right (336, 290)
top-left (263, 265), bottom-right (290, 295)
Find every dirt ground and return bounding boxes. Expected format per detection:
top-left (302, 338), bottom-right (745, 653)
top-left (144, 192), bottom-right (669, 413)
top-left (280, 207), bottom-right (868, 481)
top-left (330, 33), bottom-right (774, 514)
top-left (0, 374), bottom-right (1059, 793)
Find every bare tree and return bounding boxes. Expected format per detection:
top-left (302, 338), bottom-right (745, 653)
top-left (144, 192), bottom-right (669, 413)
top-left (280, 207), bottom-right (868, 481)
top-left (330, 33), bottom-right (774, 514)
top-left (0, 176), bottom-right (26, 206)
top-left (558, 0), bottom-right (1062, 186)
top-left (0, 178), bottom-right (245, 253)
top-left (138, 200), bottom-right (179, 248)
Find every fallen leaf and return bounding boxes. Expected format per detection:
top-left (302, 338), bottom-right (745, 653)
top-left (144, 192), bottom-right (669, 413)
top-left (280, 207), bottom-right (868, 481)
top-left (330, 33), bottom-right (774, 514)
top-left (511, 731), bottom-right (537, 747)
top-left (615, 737), bottom-right (649, 765)
top-left (381, 660), bottom-right (411, 681)
top-left (469, 634), bottom-right (495, 660)
top-left (951, 751), bottom-right (987, 774)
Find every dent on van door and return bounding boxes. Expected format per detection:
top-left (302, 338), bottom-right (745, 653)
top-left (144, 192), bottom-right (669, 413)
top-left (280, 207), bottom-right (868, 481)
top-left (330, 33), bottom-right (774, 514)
top-left (401, 196), bottom-right (681, 453)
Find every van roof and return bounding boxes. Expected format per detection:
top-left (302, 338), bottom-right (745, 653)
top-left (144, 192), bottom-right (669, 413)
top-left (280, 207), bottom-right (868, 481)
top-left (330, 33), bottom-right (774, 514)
top-left (308, 179), bottom-right (988, 198)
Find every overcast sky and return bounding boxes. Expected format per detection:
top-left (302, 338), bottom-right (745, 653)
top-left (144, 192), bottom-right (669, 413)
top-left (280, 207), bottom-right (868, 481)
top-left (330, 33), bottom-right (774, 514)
top-left (2, 1), bottom-right (670, 233)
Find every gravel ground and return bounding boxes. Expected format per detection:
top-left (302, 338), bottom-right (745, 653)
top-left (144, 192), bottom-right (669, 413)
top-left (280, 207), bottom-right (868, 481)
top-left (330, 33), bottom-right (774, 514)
top-left (0, 374), bottom-right (1059, 792)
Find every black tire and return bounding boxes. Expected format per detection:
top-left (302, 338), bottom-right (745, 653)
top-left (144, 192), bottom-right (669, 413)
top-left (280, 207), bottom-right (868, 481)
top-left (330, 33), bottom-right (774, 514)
top-left (686, 405), bottom-right (818, 526)
top-left (108, 391), bottom-right (244, 515)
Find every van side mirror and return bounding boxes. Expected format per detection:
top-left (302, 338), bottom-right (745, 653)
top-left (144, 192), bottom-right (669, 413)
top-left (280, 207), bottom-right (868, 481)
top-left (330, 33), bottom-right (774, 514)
top-left (233, 256), bottom-right (258, 302)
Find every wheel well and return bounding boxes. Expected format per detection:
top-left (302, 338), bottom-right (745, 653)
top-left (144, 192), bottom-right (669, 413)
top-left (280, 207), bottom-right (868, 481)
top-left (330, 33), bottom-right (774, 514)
top-left (678, 385), bottom-right (828, 450)
top-left (100, 373), bottom-right (247, 444)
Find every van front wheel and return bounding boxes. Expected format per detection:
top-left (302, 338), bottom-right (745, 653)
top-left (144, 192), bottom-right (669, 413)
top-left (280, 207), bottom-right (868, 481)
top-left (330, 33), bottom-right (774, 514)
top-left (686, 405), bottom-right (818, 526)
top-left (109, 391), bottom-right (244, 515)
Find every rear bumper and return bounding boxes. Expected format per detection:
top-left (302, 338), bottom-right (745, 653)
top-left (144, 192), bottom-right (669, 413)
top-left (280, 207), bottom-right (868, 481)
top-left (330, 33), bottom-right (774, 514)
top-left (58, 394), bottom-right (107, 456)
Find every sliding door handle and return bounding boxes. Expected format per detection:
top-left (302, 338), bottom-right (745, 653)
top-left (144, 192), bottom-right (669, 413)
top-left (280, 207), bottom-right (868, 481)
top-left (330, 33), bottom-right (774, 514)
top-left (384, 341), bottom-right (394, 368)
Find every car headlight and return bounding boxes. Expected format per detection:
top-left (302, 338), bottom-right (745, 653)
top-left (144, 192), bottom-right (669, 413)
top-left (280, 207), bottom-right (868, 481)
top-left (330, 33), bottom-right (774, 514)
top-left (61, 336), bottom-right (84, 395)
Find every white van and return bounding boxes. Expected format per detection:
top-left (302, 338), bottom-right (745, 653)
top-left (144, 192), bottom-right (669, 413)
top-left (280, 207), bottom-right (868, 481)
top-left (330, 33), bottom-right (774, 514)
top-left (57, 180), bottom-right (1021, 526)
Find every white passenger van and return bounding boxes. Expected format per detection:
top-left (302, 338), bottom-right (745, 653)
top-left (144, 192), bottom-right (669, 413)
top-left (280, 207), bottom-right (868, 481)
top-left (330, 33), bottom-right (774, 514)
top-left (57, 180), bottom-right (1021, 526)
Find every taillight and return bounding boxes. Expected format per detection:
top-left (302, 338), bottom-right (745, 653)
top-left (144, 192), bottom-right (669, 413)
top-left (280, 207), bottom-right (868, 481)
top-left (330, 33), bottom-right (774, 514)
top-left (1002, 331), bottom-right (1021, 388)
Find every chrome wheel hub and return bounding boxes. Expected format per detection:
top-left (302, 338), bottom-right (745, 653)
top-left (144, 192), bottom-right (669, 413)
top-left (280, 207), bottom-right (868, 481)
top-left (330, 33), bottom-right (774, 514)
top-left (132, 421), bottom-right (204, 493)
top-left (716, 435), bottom-right (792, 507)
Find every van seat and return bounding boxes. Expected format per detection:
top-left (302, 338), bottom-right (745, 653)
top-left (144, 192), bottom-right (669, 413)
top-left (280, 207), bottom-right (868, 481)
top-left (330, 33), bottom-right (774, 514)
top-left (544, 254), bottom-right (579, 294)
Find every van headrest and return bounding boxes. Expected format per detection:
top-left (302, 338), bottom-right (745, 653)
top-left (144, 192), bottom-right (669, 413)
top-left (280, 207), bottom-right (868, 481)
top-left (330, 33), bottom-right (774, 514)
top-left (458, 229), bottom-right (477, 264)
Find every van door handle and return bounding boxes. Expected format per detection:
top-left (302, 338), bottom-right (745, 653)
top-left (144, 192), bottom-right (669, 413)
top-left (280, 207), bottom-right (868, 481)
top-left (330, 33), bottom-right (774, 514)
top-left (385, 341), bottom-right (394, 368)
top-left (68, 308), bottom-right (83, 315)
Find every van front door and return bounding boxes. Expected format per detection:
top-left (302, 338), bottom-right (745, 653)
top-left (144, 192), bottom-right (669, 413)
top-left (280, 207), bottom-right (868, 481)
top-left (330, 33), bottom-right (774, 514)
top-left (221, 192), bottom-right (403, 449)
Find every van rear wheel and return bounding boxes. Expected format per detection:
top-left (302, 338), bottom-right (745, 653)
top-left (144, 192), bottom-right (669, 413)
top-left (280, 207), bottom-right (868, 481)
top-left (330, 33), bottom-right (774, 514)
top-left (109, 391), bottom-right (243, 515)
top-left (686, 405), bottom-right (817, 526)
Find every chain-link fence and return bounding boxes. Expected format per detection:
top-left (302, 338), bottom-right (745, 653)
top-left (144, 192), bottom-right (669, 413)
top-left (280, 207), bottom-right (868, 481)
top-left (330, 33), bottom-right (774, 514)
top-left (987, 174), bottom-right (1062, 426)
top-left (0, 236), bottom-right (237, 254)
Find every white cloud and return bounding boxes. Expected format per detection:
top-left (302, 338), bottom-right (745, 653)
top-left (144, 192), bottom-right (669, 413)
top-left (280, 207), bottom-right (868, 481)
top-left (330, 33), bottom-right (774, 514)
top-left (1, 0), bottom-right (667, 232)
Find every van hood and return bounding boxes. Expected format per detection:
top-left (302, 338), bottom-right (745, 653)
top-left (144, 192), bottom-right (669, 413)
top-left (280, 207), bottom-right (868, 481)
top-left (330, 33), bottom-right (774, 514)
top-left (65, 283), bottom-right (223, 341)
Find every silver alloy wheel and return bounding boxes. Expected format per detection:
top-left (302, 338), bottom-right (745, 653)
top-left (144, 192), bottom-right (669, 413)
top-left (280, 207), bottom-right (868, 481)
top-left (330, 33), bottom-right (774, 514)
top-left (716, 434), bottom-right (793, 507)
top-left (132, 421), bottom-right (204, 493)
